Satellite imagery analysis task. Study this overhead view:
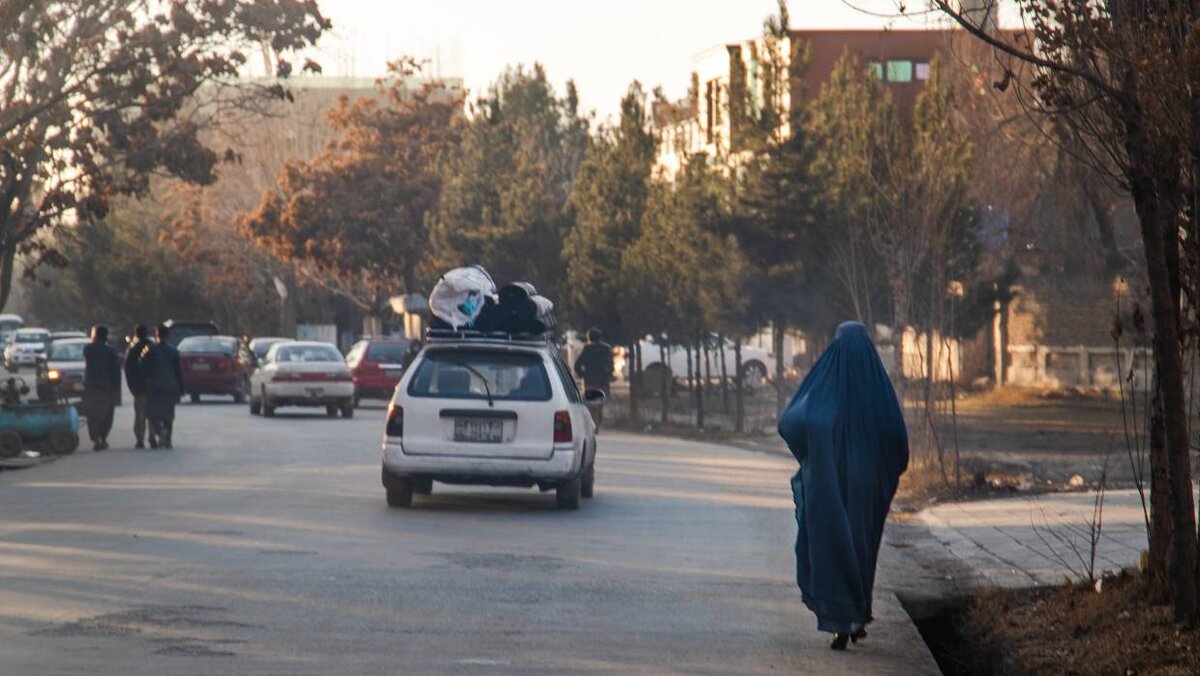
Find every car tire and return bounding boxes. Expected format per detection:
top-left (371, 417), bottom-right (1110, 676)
top-left (740, 360), bottom-right (769, 387)
top-left (412, 477), bottom-right (433, 495)
top-left (386, 479), bottom-right (414, 508)
top-left (341, 405), bottom-right (354, 419)
top-left (249, 397), bottom-right (261, 416)
top-left (0, 430), bottom-right (21, 458)
top-left (581, 462), bottom-right (595, 499)
top-left (556, 475), bottom-right (582, 510)
top-left (326, 405), bottom-right (338, 417)
top-left (190, 393), bottom-right (200, 404)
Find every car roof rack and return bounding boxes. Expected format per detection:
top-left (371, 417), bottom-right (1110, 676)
top-left (425, 328), bottom-right (551, 346)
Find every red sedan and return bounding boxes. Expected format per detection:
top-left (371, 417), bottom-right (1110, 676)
top-left (346, 339), bottom-right (410, 406)
top-left (179, 335), bottom-right (253, 403)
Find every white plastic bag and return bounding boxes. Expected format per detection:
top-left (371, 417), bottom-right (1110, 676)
top-left (429, 265), bottom-right (496, 329)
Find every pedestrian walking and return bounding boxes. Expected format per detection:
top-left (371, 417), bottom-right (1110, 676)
top-left (82, 325), bottom-right (121, 451)
top-left (144, 324), bottom-right (183, 449)
top-left (776, 321), bottom-right (909, 651)
top-left (573, 328), bottom-right (613, 426)
top-left (124, 325), bottom-right (152, 449)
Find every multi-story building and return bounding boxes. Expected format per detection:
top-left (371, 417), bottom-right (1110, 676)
top-left (655, 28), bottom-right (957, 179)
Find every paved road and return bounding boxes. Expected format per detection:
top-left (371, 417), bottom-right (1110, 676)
top-left (0, 400), bottom-right (936, 674)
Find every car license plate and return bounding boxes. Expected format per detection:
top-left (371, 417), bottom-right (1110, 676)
top-left (454, 419), bottom-right (503, 443)
top-left (191, 363), bottom-right (210, 371)
top-left (306, 388), bottom-right (324, 398)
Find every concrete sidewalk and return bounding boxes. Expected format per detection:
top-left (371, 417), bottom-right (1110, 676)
top-left (916, 489), bottom-right (1148, 587)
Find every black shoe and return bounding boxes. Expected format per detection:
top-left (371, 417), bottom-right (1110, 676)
top-left (149, 436), bottom-right (158, 449)
top-left (135, 441), bottom-right (145, 449)
top-left (850, 627), bottom-right (867, 644)
top-left (830, 633), bottom-right (849, 651)
top-left (164, 440), bottom-right (173, 449)
top-left (93, 442), bottom-right (102, 452)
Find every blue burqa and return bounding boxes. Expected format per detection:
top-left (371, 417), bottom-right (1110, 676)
top-left (777, 321), bottom-right (909, 634)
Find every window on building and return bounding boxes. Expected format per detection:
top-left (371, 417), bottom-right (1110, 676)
top-left (914, 61), bottom-right (931, 81)
top-left (886, 60), bottom-right (914, 83)
top-left (868, 60), bottom-right (883, 79)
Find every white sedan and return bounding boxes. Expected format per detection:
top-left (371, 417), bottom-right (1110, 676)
top-left (249, 341), bottom-right (355, 418)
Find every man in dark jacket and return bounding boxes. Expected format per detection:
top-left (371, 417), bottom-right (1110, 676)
top-left (83, 325), bottom-right (121, 451)
top-left (124, 325), bottom-right (152, 449)
top-left (574, 328), bottom-right (614, 426)
top-left (144, 324), bottom-right (183, 449)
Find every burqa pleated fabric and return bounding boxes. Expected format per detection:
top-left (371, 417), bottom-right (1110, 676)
top-left (777, 321), bottom-right (909, 635)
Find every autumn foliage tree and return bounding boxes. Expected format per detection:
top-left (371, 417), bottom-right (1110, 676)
top-left (935, 0), bottom-right (1200, 621)
top-left (0, 0), bottom-right (329, 310)
top-left (243, 60), bottom-right (465, 312)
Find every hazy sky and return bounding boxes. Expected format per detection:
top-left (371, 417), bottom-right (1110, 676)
top-left (304, 0), bottom-right (965, 121)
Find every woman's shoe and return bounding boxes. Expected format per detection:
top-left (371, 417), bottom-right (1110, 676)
top-left (830, 633), bottom-right (849, 651)
top-left (850, 626), bottom-right (867, 643)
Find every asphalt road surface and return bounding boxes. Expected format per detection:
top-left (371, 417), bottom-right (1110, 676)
top-left (0, 399), bottom-right (937, 674)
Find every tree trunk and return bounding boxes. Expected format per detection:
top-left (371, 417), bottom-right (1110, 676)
top-left (734, 341), bottom-right (745, 433)
top-left (0, 242), bottom-right (16, 313)
top-left (773, 321), bottom-right (786, 414)
top-left (628, 343), bottom-right (639, 422)
top-left (718, 334), bottom-right (730, 416)
top-left (695, 338), bottom-right (706, 430)
top-left (1128, 133), bottom-right (1198, 620)
top-left (685, 342), bottom-right (695, 423)
top-left (659, 342), bottom-right (669, 425)
top-left (1149, 377), bottom-right (1172, 596)
top-left (703, 337), bottom-right (713, 410)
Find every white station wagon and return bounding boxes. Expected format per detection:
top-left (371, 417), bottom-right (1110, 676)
top-left (380, 332), bottom-right (602, 510)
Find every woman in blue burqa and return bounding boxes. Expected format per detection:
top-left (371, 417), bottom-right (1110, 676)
top-left (777, 321), bottom-right (909, 651)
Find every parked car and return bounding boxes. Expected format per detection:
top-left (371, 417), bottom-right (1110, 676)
top-left (629, 336), bottom-right (771, 396)
top-left (178, 335), bottom-right (253, 403)
top-left (161, 319), bottom-right (219, 347)
top-left (4, 328), bottom-right (51, 370)
top-left (249, 341), bottom-right (354, 418)
top-left (49, 330), bottom-right (87, 342)
top-left (346, 338), bottom-right (409, 406)
top-left (34, 337), bottom-right (124, 406)
top-left (248, 337), bottom-right (293, 364)
top-left (380, 332), bottom-right (601, 510)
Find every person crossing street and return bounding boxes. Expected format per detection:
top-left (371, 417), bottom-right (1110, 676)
top-left (144, 324), bottom-right (183, 449)
top-left (82, 325), bottom-right (121, 451)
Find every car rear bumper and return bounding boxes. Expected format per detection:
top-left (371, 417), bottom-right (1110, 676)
top-left (184, 372), bottom-right (243, 394)
top-left (382, 440), bottom-right (581, 482)
top-left (266, 382), bottom-right (354, 407)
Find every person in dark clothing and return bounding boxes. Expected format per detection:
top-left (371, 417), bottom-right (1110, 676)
top-left (574, 328), bottom-right (614, 426)
top-left (124, 325), bottom-right (152, 449)
top-left (144, 324), bottom-right (183, 449)
top-left (82, 325), bottom-right (121, 451)
top-left (776, 321), bottom-right (909, 651)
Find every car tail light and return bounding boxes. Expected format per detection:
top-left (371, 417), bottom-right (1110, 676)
top-left (47, 369), bottom-right (60, 381)
top-left (553, 410), bottom-right (572, 443)
top-left (386, 404), bottom-right (404, 438)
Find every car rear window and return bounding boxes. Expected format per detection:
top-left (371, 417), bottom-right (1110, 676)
top-left (408, 350), bottom-right (552, 402)
top-left (49, 342), bottom-right (86, 361)
top-left (179, 337), bottom-right (237, 354)
top-left (366, 342), bottom-right (408, 363)
top-left (275, 345), bottom-right (343, 363)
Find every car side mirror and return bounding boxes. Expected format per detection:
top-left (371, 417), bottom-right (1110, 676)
top-left (584, 389), bottom-right (607, 404)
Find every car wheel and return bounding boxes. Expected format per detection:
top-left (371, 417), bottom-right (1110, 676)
top-left (0, 430), bottom-right (21, 459)
top-left (47, 430), bottom-right (78, 456)
top-left (325, 405), bottom-right (338, 417)
top-left (635, 363), bottom-right (673, 398)
top-left (740, 360), bottom-right (769, 387)
top-left (249, 397), bottom-right (261, 416)
top-left (190, 393), bottom-right (201, 404)
top-left (233, 388), bottom-right (246, 404)
top-left (581, 462), bottom-right (595, 499)
top-left (412, 477), bottom-right (433, 495)
top-left (386, 479), bottom-right (414, 508)
top-left (341, 405), bottom-right (354, 419)
top-left (556, 475), bottom-right (582, 510)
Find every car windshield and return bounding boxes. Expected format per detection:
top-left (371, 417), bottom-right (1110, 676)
top-left (15, 333), bottom-right (46, 344)
top-left (179, 337), bottom-right (237, 354)
top-left (365, 342), bottom-right (408, 363)
top-left (408, 350), bottom-right (551, 401)
top-left (275, 345), bottom-right (342, 363)
top-left (49, 342), bottom-right (86, 361)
